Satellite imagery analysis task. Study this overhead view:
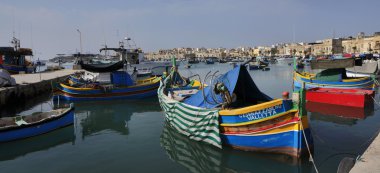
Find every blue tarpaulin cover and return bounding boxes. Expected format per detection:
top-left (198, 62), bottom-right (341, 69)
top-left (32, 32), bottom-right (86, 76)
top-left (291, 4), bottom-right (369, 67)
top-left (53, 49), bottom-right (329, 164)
top-left (183, 65), bottom-right (272, 109)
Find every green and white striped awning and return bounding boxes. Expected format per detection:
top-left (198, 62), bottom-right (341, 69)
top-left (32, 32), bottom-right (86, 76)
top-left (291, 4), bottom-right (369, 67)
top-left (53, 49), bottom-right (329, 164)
top-left (158, 80), bottom-right (222, 148)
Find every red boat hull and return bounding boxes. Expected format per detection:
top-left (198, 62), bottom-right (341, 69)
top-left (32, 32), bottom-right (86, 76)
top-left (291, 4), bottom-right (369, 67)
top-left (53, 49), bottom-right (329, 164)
top-left (306, 88), bottom-right (374, 108)
top-left (306, 101), bottom-right (371, 119)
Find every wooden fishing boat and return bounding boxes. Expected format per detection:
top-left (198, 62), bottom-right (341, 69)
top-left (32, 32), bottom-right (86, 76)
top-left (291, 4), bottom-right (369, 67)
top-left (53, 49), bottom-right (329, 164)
top-left (158, 63), bottom-right (312, 157)
top-left (306, 87), bottom-right (374, 108)
top-left (293, 69), bottom-right (375, 90)
top-left (0, 104), bottom-right (74, 142)
top-left (56, 73), bottom-right (161, 101)
top-left (294, 57), bottom-right (375, 90)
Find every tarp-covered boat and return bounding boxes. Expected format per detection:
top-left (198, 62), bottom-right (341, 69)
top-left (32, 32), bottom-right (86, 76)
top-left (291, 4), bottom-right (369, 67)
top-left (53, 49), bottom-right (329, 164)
top-left (346, 60), bottom-right (380, 78)
top-left (0, 104), bottom-right (74, 142)
top-left (159, 63), bottom-right (312, 157)
top-left (79, 60), bottom-right (125, 73)
top-left (310, 58), bottom-right (355, 69)
top-left (0, 69), bottom-right (16, 87)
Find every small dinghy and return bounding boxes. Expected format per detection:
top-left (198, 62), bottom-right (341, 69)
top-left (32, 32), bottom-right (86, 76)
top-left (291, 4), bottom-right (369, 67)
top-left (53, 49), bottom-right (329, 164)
top-left (0, 104), bottom-right (74, 142)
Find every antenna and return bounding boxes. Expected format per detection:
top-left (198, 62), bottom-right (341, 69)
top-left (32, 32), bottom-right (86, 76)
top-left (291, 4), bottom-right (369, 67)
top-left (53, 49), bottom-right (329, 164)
top-left (12, 8), bottom-right (15, 38)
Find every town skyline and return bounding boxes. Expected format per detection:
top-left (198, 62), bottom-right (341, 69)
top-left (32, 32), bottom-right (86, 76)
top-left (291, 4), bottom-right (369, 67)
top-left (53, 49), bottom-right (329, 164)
top-left (146, 31), bottom-right (380, 60)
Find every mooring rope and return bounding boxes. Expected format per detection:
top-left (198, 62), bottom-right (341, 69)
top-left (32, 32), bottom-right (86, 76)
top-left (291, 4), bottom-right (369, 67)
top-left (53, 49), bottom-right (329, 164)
top-left (370, 95), bottom-right (380, 107)
top-left (300, 119), bottom-right (319, 173)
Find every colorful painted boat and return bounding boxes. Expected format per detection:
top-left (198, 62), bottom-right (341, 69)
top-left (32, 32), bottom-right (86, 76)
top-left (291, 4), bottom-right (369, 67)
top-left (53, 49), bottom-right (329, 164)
top-left (56, 73), bottom-right (161, 101)
top-left (158, 64), bottom-right (312, 157)
top-left (293, 69), bottom-right (375, 90)
top-left (0, 104), bottom-right (74, 142)
top-left (160, 121), bottom-right (305, 173)
top-left (306, 87), bottom-right (374, 108)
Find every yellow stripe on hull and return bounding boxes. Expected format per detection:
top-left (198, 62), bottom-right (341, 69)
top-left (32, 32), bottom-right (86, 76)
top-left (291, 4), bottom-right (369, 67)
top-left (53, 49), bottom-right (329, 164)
top-left (225, 116), bottom-right (309, 136)
top-left (220, 109), bottom-right (298, 127)
top-left (61, 77), bottom-right (161, 91)
top-left (219, 99), bottom-right (283, 116)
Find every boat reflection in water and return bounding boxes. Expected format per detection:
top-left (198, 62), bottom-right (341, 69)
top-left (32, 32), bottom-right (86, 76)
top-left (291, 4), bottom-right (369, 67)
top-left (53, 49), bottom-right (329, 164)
top-left (57, 98), bottom-right (161, 140)
top-left (160, 123), bottom-right (313, 173)
top-left (0, 125), bottom-right (74, 161)
top-left (306, 101), bottom-right (374, 121)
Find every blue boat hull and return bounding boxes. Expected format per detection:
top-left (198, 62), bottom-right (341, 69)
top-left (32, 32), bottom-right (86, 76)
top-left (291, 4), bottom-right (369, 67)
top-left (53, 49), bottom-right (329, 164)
top-left (0, 108), bottom-right (74, 142)
top-left (0, 64), bottom-right (35, 74)
top-left (221, 128), bottom-right (312, 156)
top-left (55, 88), bottom-right (158, 101)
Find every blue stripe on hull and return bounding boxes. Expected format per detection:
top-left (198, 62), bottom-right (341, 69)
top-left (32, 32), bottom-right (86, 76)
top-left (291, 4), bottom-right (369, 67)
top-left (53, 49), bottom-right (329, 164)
top-left (55, 89), bottom-right (158, 101)
top-left (220, 129), bottom-right (312, 156)
top-left (1, 65), bottom-right (35, 73)
top-left (0, 111), bottom-right (74, 142)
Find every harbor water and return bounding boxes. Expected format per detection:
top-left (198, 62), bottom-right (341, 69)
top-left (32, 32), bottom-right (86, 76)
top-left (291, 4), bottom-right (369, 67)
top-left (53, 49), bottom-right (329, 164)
top-left (1, 62), bottom-right (379, 173)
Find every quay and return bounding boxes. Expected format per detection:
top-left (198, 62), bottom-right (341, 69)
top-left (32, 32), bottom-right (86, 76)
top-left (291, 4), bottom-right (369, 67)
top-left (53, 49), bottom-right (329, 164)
top-left (350, 132), bottom-right (380, 173)
top-left (0, 69), bottom-right (78, 107)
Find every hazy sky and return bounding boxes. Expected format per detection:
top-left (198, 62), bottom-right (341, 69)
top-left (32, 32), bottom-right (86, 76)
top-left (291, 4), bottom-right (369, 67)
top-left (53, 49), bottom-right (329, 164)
top-left (0, 0), bottom-right (379, 59)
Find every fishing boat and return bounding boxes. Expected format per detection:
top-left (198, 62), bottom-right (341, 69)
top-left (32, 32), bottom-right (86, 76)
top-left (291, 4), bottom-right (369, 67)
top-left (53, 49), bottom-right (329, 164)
top-left (56, 71), bottom-right (161, 101)
top-left (0, 104), bottom-right (74, 142)
top-left (0, 37), bottom-right (36, 74)
top-left (293, 58), bottom-right (375, 90)
top-left (205, 58), bottom-right (215, 64)
top-left (346, 60), bottom-right (380, 78)
top-left (306, 88), bottom-right (374, 108)
top-left (247, 62), bottom-right (260, 70)
top-left (158, 60), bottom-right (312, 157)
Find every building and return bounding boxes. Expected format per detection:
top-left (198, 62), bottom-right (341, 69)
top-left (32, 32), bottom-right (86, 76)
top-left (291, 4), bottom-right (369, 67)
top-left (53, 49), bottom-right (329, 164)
top-left (342, 32), bottom-right (380, 54)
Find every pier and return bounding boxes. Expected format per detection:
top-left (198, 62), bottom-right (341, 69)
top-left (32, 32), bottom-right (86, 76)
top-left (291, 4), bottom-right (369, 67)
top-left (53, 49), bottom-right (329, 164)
top-left (350, 132), bottom-right (380, 173)
top-left (0, 69), bottom-right (77, 107)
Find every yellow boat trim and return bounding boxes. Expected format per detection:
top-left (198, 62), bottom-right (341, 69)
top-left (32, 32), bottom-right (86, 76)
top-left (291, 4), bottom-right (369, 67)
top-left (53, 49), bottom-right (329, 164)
top-left (61, 76), bottom-right (161, 91)
top-left (295, 71), bottom-right (370, 82)
top-left (219, 99), bottom-right (283, 116)
top-left (342, 77), bottom-right (370, 82)
top-left (225, 116), bottom-right (309, 136)
top-left (220, 109), bottom-right (298, 127)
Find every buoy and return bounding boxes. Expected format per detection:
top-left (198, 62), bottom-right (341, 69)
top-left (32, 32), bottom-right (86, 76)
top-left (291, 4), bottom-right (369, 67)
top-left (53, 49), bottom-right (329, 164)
top-left (282, 91), bottom-right (289, 100)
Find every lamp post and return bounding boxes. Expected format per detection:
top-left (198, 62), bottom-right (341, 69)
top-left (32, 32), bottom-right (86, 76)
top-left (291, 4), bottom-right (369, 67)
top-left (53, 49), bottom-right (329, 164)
top-left (76, 29), bottom-right (83, 53)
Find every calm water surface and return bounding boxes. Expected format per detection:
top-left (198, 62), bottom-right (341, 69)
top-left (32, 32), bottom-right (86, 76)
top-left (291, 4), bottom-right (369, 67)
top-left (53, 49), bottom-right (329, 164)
top-left (1, 61), bottom-right (379, 173)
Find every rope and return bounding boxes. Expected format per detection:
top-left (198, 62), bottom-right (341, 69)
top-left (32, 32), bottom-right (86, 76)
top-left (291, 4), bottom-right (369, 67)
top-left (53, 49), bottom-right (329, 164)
top-left (299, 118), bottom-right (319, 173)
top-left (374, 79), bottom-right (380, 86)
top-left (371, 95), bottom-right (380, 107)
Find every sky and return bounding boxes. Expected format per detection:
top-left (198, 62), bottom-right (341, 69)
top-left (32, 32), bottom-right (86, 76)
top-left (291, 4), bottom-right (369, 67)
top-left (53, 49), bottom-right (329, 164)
top-left (0, 0), bottom-right (379, 60)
